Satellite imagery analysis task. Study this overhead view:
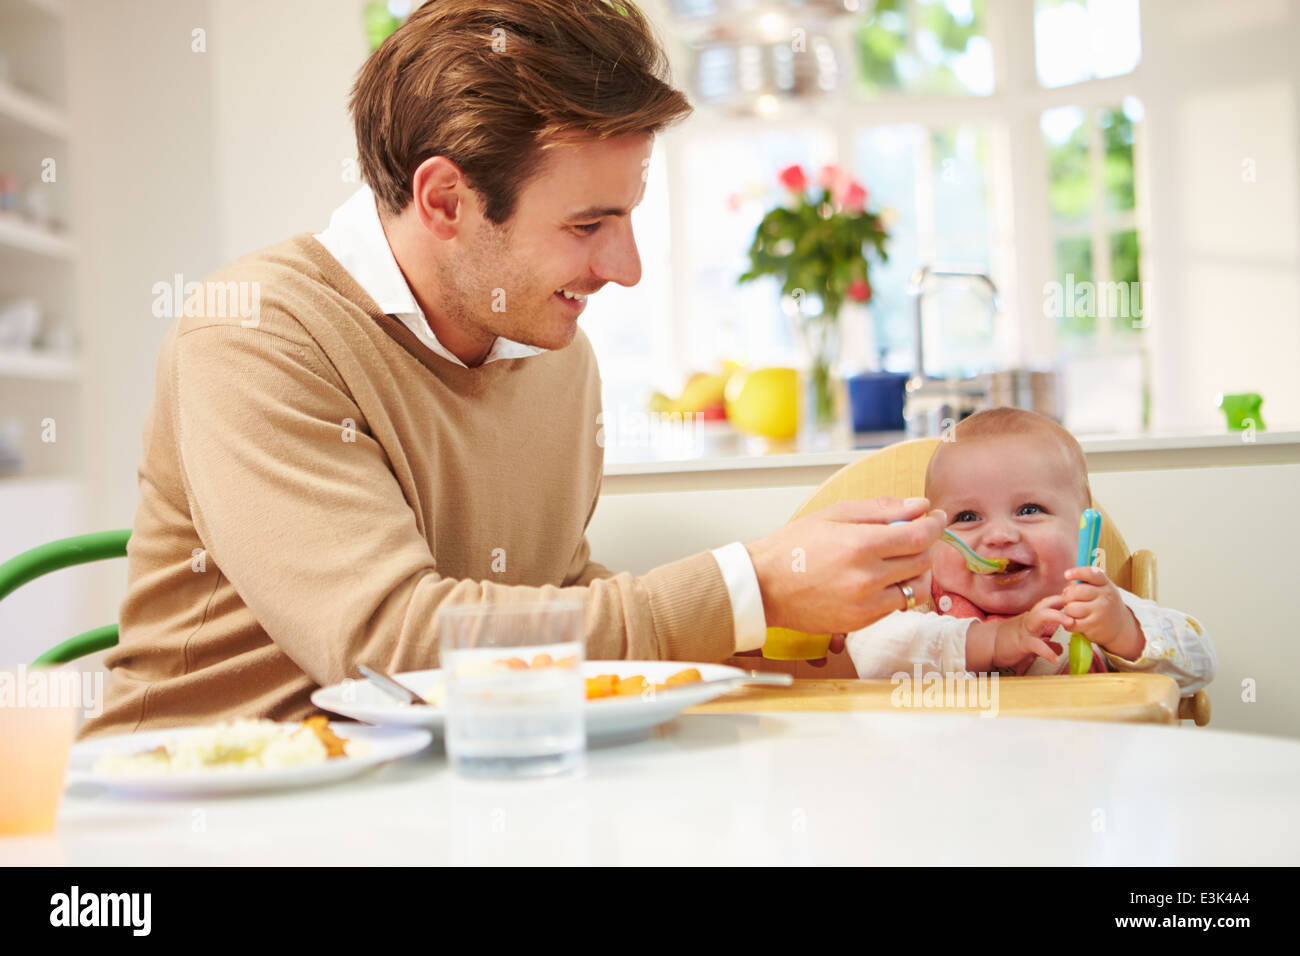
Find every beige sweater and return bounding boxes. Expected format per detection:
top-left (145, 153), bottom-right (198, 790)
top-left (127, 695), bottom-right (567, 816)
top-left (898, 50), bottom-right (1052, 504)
top-left (80, 235), bottom-right (735, 739)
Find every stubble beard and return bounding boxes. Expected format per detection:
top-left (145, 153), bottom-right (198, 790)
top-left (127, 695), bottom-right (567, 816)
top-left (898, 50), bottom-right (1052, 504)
top-left (438, 221), bottom-right (572, 355)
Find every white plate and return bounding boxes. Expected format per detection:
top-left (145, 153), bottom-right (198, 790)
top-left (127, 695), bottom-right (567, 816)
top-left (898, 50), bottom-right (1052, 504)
top-left (311, 661), bottom-right (750, 740)
top-left (67, 723), bottom-right (433, 796)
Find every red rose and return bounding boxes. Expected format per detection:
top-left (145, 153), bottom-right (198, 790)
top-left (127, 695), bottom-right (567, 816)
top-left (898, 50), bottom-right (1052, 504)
top-left (777, 164), bottom-right (807, 193)
top-left (847, 277), bottom-right (872, 302)
top-left (818, 164), bottom-right (847, 192)
top-left (842, 181), bottom-right (868, 213)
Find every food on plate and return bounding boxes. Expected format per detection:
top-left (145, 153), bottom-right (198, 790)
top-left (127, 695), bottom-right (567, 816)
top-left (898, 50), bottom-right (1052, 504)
top-left (92, 718), bottom-right (354, 776)
top-left (493, 654), bottom-right (579, 671)
top-left (426, 666), bottom-right (706, 703)
top-left (301, 714), bottom-right (349, 758)
top-left (662, 668), bottom-right (703, 687)
top-left (584, 674), bottom-right (618, 699)
top-left (585, 668), bottom-right (703, 700)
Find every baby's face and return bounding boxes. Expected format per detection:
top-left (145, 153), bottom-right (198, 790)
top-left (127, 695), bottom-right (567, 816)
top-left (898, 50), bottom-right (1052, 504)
top-left (927, 434), bottom-right (1085, 616)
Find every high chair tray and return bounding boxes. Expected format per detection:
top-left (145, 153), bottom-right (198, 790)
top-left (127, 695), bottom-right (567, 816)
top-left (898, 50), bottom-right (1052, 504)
top-left (687, 673), bottom-right (1181, 724)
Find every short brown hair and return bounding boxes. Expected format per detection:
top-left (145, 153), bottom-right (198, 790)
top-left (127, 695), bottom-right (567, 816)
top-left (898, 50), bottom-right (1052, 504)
top-left (925, 406), bottom-right (1093, 511)
top-left (350, 0), bottom-right (693, 225)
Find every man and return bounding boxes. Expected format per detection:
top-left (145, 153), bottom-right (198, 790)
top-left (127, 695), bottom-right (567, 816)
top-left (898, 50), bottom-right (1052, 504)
top-left (81, 0), bottom-right (941, 739)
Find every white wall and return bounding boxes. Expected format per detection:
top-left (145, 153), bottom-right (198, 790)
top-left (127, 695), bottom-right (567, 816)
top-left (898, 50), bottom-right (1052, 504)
top-left (1140, 0), bottom-right (1300, 431)
top-left (61, 0), bottom-right (225, 646)
top-left (208, 0), bottom-right (366, 263)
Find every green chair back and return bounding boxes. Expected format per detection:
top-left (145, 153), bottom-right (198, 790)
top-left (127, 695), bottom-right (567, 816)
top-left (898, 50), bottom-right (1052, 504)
top-left (0, 530), bottom-right (130, 665)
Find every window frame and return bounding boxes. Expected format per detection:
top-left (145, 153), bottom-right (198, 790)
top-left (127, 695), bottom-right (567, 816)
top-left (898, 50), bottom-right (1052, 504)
top-left (612, 0), bottom-right (1151, 425)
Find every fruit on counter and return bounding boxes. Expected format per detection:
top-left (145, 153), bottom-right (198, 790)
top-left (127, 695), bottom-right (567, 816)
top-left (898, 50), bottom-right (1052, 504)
top-left (724, 366), bottom-right (799, 440)
top-left (648, 361), bottom-right (743, 416)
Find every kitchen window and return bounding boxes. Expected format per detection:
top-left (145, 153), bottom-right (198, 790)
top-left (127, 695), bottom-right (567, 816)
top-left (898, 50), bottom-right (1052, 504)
top-left (583, 0), bottom-right (1150, 447)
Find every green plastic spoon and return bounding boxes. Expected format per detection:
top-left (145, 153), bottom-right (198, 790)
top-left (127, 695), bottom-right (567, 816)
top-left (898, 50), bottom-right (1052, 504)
top-left (942, 528), bottom-right (1010, 575)
top-left (890, 521), bottom-right (1009, 574)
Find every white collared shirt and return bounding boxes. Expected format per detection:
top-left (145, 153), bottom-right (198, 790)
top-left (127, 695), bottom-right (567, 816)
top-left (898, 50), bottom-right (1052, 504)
top-left (314, 185), bottom-right (545, 367)
top-left (314, 186), bottom-right (767, 653)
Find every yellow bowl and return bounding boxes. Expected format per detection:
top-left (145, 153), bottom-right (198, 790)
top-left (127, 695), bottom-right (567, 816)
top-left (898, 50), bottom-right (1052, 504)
top-left (724, 367), bottom-right (799, 440)
top-left (761, 626), bottom-right (832, 661)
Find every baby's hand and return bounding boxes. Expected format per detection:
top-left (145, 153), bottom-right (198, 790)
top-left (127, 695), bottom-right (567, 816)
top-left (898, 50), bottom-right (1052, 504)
top-left (1062, 567), bottom-right (1145, 660)
top-left (990, 594), bottom-right (1073, 671)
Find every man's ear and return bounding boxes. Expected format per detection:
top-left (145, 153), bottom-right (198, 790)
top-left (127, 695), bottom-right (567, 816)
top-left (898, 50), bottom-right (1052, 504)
top-left (410, 155), bottom-right (468, 241)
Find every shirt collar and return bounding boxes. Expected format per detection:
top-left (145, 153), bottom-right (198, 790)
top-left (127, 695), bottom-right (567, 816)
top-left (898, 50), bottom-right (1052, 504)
top-left (313, 185), bottom-right (547, 367)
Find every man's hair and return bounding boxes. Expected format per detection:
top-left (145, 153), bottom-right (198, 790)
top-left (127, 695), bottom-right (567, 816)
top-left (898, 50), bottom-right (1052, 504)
top-left (925, 406), bottom-right (1093, 511)
top-left (350, 0), bottom-right (693, 225)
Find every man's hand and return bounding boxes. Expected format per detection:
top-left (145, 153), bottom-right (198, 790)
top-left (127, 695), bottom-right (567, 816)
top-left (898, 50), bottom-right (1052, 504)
top-left (744, 496), bottom-right (945, 638)
top-left (1062, 566), bottom-right (1145, 660)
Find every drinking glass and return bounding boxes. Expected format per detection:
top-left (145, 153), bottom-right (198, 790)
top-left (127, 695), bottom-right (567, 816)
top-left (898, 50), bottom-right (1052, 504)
top-left (437, 602), bottom-right (585, 779)
top-left (0, 666), bottom-right (78, 834)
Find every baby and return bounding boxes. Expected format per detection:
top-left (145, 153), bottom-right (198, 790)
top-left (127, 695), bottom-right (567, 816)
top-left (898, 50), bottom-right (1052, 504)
top-left (846, 407), bottom-right (1216, 693)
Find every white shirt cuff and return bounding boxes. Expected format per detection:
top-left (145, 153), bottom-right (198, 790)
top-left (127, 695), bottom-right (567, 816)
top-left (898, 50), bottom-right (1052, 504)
top-left (710, 542), bottom-right (768, 653)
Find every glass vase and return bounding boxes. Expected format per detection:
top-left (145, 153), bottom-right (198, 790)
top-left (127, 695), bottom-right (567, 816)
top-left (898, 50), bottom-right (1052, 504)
top-left (793, 312), bottom-right (844, 446)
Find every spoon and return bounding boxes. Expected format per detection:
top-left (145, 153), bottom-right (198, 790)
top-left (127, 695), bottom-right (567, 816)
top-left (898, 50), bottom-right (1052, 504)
top-left (890, 520), bottom-right (1009, 574)
top-left (941, 528), bottom-right (1010, 574)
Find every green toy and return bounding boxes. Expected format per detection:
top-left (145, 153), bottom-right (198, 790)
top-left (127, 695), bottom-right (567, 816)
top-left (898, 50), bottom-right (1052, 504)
top-left (1218, 392), bottom-right (1265, 431)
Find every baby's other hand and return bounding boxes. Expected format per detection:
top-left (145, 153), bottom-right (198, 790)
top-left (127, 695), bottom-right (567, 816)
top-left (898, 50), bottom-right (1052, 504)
top-left (991, 594), bottom-right (1073, 671)
top-left (1062, 566), bottom-right (1145, 660)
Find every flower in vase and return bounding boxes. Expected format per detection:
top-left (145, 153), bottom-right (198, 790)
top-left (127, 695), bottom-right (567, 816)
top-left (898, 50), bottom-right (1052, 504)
top-left (777, 164), bottom-right (808, 193)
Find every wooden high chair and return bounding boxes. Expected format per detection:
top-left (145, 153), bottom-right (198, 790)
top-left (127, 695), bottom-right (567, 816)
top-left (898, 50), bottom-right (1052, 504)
top-left (722, 436), bottom-right (1212, 726)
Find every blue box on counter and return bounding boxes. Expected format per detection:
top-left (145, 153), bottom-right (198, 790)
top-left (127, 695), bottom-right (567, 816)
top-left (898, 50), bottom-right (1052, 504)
top-left (846, 371), bottom-right (909, 433)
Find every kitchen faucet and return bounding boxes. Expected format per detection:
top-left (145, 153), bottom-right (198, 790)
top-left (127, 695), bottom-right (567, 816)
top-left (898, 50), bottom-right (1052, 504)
top-left (903, 265), bottom-right (1001, 438)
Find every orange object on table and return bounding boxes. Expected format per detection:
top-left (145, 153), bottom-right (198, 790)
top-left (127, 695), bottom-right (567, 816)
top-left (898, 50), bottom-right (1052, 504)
top-left (0, 691), bottom-right (77, 834)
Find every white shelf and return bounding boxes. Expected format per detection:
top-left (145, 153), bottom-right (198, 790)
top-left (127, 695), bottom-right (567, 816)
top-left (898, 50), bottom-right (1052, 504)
top-left (0, 82), bottom-right (67, 138)
top-left (0, 213), bottom-right (74, 259)
top-left (0, 347), bottom-right (81, 380)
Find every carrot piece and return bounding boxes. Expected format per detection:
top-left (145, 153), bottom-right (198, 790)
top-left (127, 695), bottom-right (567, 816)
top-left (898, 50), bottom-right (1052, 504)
top-left (664, 668), bottom-right (702, 686)
top-left (616, 675), bottom-right (648, 696)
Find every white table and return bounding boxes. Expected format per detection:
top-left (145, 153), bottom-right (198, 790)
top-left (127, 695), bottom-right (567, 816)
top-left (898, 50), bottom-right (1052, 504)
top-left (8, 712), bottom-right (1300, 865)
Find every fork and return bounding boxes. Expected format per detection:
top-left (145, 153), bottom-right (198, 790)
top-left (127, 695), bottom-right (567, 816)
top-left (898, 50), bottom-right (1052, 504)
top-left (358, 665), bottom-right (429, 706)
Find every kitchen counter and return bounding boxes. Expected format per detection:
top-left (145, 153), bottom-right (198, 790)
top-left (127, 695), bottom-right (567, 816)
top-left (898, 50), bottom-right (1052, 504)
top-left (602, 425), bottom-right (1300, 491)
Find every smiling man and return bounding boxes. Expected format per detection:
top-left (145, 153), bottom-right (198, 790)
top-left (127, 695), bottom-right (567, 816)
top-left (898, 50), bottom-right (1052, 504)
top-left (81, 0), bottom-right (943, 738)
